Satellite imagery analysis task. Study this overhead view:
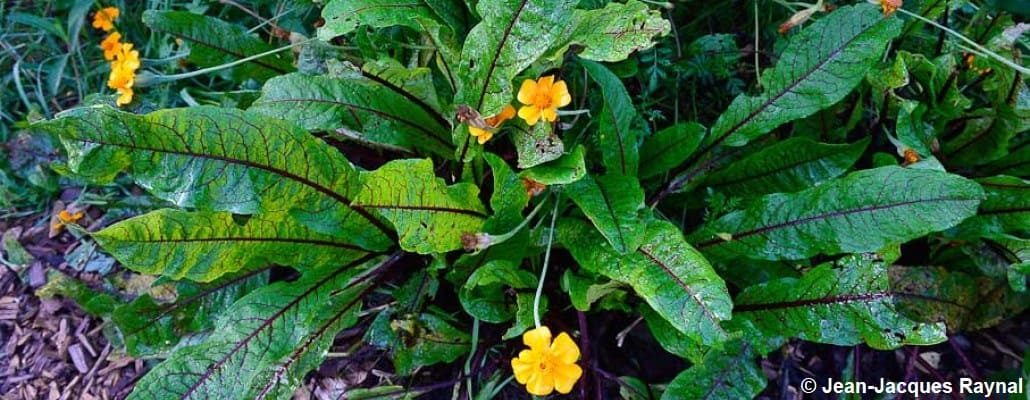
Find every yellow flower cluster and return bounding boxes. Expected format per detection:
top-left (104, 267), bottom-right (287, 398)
top-left (467, 75), bottom-right (572, 145)
top-left (92, 7), bottom-right (139, 106)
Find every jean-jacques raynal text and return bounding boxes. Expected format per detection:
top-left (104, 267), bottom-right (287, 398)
top-left (820, 377), bottom-right (1025, 396)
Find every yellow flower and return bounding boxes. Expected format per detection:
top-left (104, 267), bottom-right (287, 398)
top-left (468, 104), bottom-right (516, 144)
top-left (100, 32), bottom-right (122, 60)
top-left (92, 7), bottom-right (120, 32)
top-left (108, 43), bottom-right (140, 106)
top-left (511, 326), bottom-right (583, 396)
top-left (51, 209), bottom-right (85, 232)
top-left (112, 43), bottom-right (140, 72)
top-left (516, 75), bottom-right (571, 125)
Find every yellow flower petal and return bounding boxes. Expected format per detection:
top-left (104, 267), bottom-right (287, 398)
top-left (540, 107), bottom-right (557, 123)
top-left (551, 80), bottom-right (572, 108)
top-left (552, 363), bottom-right (583, 394)
top-left (92, 7), bottom-right (119, 32)
top-left (115, 43), bottom-right (140, 71)
top-left (498, 104), bottom-right (517, 122)
top-left (101, 32), bottom-right (122, 61)
top-left (511, 352), bottom-right (538, 384)
top-left (538, 75), bottom-right (555, 90)
top-left (526, 371), bottom-right (555, 396)
top-left (522, 326), bottom-right (552, 351)
top-left (116, 87), bottom-right (134, 106)
top-left (551, 332), bottom-right (580, 364)
top-left (468, 126), bottom-right (493, 144)
top-left (517, 79), bottom-right (537, 105)
top-left (518, 106), bottom-right (541, 126)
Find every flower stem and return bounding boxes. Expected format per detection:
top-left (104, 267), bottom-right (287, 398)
top-left (139, 38), bottom-right (314, 85)
top-left (897, 8), bottom-right (1029, 75)
top-left (533, 193), bottom-right (562, 328)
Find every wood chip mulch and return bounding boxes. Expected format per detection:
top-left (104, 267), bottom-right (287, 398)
top-left (1, 212), bottom-right (146, 400)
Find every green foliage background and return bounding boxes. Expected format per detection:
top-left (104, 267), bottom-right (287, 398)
top-left (2, 0), bottom-right (1028, 398)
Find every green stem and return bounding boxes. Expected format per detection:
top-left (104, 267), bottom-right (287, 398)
top-left (898, 8), bottom-right (1029, 75)
top-left (138, 38), bottom-right (314, 85)
top-left (533, 194), bottom-right (562, 328)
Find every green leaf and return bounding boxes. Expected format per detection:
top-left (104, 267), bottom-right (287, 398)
top-left (94, 210), bottom-right (371, 282)
top-left (454, 0), bottom-right (576, 116)
top-left (504, 293), bottom-right (547, 339)
top-left (142, 11), bottom-right (294, 82)
top-left (250, 73), bottom-right (453, 159)
top-left (36, 271), bottom-right (121, 316)
top-left (730, 256), bottom-right (947, 352)
top-left (943, 110), bottom-right (1020, 167)
top-left (2, 228), bottom-right (34, 268)
top-left (694, 166), bottom-right (983, 261)
top-left (956, 176), bottom-right (1030, 237)
top-left (36, 106), bottom-right (393, 252)
top-left (318, 0), bottom-right (461, 66)
top-left (700, 5), bottom-right (900, 152)
top-left (701, 137), bottom-right (869, 197)
top-left (567, 174), bottom-right (646, 254)
top-left (484, 153), bottom-right (530, 230)
top-left (661, 344), bottom-right (766, 400)
top-left (112, 267), bottom-right (268, 357)
top-left (127, 255), bottom-right (384, 400)
top-left (354, 159), bottom-right (487, 254)
top-left (362, 59), bottom-right (445, 113)
top-left (888, 266), bottom-right (978, 329)
top-left (561, 218), bottom-right (732, 345)
top-left (367, 311), bottom-right (471, 376)
top-left (640, 305), bottom-right (705, 363)
top-left (518, 145), bottom-right (587, 185)
top-left (563, 270), bottom-right (625, 312)
top-left (581, 59), bottom-right (639, 176)
top-left (512, 120), bottom-right (564, 168)
top-left (639, 122), bottom-right (706, 180)
top-left (459, 260), bottom-right (535, 322)
top-left (547, 0), bottom-right (670, 63)
top-left (319, 0), bottom-right (439, 38)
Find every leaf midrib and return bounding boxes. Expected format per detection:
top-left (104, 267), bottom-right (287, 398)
top-left (179, 253), bottom-right (378, 399)
top-left (696, 196), bottom-right (976, 248)
top-left (69, 137), bottom-right (391, 235)
top-left (698, 18), bottom-right (878, 157)
top-left (660, 14), bottom-right (886, 198)
top-left (474, 0), bottom-right (531, 110)
top-left (104, 236), bottom-right (368, 251)
top-left (734, 292), bottom-right (892, 312)
top-left (595, 179), bottom-right (629, 251)
top-left (252, 98), bottom-right (450, 148)
top-left (351, 203), bottom-right (487, 218)
top-left (734, 290), bottom-right (970, 314)
top-left (254, 283), bottom-right (375, 400)
top-left (706, 144), bottom-right (855, 188)
top-left (637, 246), bottom-right (727, 336)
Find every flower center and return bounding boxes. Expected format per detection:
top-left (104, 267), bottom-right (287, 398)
top-left (534, 91), bottom-right (553, 108)
top-left (536, 352), bottom-right (557, 372)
